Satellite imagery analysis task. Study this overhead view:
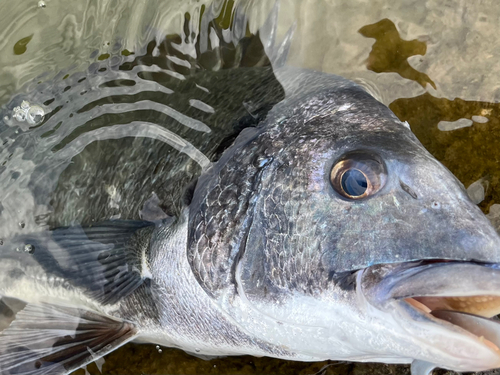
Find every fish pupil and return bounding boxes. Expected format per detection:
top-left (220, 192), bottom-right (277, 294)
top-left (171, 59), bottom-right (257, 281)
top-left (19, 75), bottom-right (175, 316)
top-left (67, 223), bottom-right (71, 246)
top-left (341, 169), bottom-right (367, 197)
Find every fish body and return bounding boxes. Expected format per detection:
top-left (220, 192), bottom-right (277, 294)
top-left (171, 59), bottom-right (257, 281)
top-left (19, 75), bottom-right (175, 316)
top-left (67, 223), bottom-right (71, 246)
top-left (2, 6), bottom-right (500, 375)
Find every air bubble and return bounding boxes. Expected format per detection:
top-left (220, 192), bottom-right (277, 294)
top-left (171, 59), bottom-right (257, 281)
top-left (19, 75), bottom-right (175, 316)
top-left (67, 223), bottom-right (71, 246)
top-left (27, 106), bottom-right (45, 125)
top-left (13, 107), bottom-right (26, 122)
top-left (24, 244), bottom-right (35, 254)
top-left (155, 345), bottom-right (162, 354)
top-left (195, 348), bottom-right (200, 353)
top-left (12, 101), bottom-right (45, 126)
top-left (38, 0), bottom-right (46, 7)
top-left (19, 222), bottom-right (25, 229)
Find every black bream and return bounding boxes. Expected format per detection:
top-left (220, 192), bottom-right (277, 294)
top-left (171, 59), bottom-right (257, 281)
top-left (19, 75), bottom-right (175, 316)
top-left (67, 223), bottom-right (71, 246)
top-left (1, 4), bottom-right (500, 375)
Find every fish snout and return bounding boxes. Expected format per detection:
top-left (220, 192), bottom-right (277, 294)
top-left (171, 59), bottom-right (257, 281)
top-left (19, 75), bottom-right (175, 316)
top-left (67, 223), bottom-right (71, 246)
top-left (360, 261), bottom-right (500, 372)
top-left (389, 152), bottom-right (500, 265)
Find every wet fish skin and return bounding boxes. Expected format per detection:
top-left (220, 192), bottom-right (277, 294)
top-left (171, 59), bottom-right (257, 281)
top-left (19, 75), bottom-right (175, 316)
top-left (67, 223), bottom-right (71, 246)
top-left (2, 70), bottom-right (500, 375)
top-left (113, 68), bottom-right (500, 372)
top-left (172, 69), bottom-right (500, 374)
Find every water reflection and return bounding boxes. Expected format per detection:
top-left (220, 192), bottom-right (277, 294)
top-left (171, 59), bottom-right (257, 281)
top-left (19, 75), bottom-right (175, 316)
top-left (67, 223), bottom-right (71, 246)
top-left (0, 1), bottom-right (285, 233)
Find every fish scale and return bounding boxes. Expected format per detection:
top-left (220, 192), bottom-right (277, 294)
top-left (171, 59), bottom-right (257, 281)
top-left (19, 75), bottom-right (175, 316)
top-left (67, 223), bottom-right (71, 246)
top-left (189, 140), bottom-right (263, 295)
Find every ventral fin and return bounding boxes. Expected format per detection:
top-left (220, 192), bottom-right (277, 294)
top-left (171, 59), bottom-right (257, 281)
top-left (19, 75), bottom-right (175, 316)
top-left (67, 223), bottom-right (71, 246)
top-left (0, 302), bottom-right (138, 375)
top-left (8, 220), bottom-right (155, 305)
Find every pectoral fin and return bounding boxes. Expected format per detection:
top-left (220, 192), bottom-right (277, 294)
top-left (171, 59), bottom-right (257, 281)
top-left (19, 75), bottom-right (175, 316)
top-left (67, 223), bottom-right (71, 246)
top-left (0, 302), bottom-right (138, 375)
top-left (7, 220), bottom-right (156, 305)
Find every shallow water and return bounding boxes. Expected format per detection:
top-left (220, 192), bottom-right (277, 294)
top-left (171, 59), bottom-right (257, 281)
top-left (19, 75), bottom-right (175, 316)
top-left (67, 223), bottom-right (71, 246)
top-left (1, 0), bottom-right (500, 374)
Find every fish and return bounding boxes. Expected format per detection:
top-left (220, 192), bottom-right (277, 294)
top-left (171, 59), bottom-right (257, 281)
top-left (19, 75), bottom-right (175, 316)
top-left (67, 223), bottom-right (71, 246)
top-left (1, 3), bottom-right (500, 375)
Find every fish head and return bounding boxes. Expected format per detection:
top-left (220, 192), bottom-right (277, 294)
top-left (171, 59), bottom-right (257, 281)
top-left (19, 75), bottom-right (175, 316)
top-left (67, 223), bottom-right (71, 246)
top-left (192, 73), bottom-right (500, 371)
top-left (239, 84), bottom-right (500, 275)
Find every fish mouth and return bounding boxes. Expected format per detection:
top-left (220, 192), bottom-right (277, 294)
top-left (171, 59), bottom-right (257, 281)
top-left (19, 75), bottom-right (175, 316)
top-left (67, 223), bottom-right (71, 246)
top-left (361, 261), bottom-right (500, 371)
top-left (405, 295), bottom-right (500, 352)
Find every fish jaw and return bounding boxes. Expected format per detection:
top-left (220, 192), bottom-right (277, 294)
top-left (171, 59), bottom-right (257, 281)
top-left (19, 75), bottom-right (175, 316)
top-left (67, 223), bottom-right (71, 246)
top-left (360, 261), bottom-right (500, 372)
top-left (219, 261), bottom-right (500, 371)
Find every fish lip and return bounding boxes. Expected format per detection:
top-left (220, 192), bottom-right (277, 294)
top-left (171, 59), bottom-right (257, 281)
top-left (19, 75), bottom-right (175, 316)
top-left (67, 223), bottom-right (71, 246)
top-left (360, 261), bottom-right (500, 371)
top-left (362, 260), bottom-right (500, 302)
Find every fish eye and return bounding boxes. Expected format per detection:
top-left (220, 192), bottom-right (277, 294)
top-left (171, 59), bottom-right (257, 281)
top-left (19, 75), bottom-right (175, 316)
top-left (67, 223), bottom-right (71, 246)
top-left (330, 151), bottom-right (387, 199)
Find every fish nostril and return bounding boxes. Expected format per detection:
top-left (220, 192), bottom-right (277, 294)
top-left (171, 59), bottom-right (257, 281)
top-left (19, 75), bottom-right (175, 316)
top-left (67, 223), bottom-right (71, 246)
top-left (431, 201), bottom-right (441, 209)
top-left (399, 180), bottom-right (418, 199)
